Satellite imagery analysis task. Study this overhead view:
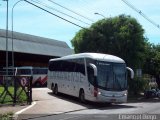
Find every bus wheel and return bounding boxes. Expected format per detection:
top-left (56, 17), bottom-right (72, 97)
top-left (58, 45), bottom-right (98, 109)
top-left (54, 85), bottom-right (58, 95)
top-left (79, 89), bottom-right (85, 103)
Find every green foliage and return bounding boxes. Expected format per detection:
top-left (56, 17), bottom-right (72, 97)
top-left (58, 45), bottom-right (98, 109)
top-left (128, 77), bottom-right (149, 95)
top-left (0, 87), bottom-right (27, 104)
top-left (71, 14), bottom-right (160, 90)
top-left (143, 44), bottom-right (160, 76)
top-left (71, 14), bottom-right (147, 69)
top-left (0, 112), bottom-right (13, 120)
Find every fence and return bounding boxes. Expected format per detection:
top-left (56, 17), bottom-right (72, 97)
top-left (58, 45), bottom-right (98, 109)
top-left (0, 69), bottom-right (32, 105)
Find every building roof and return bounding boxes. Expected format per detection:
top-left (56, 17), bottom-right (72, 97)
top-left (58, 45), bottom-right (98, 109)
top-left (0, 29), bottom-right (73, 57)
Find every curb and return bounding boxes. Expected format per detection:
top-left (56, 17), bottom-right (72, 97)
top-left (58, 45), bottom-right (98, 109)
top-left (12, 101), bottom-right (36, 120)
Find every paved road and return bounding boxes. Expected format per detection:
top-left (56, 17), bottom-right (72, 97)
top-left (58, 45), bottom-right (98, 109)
top-left (17, 88), bottom-right (160, 120)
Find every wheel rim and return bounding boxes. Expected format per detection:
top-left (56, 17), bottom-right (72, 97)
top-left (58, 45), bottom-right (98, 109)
top-left (55, 86), bottom-right (58, 94)
top-left (80, 91), bottom-right (85, 102)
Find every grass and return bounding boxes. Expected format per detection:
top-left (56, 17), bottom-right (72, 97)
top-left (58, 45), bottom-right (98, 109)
top-left (0, 112), bottom-right (13, 120)
top-left (0, 86), bottom-right (27, 104)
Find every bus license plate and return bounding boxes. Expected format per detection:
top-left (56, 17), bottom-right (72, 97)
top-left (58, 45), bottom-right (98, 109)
top-left (110, 99), bottom-right (116, 102)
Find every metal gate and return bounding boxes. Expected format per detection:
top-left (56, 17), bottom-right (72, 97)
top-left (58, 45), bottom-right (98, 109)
top-left (0, 69), bottom-right (32, 105)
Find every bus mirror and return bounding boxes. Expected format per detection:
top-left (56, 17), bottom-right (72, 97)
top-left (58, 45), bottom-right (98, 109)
top-left (126, 67), bottom-right (134, 79)
top-left (89, 63), bottom-right (97, 76)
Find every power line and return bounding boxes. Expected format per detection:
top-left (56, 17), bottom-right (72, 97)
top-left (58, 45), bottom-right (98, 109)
top-left (48, 0), bottom-right (95, 22)
top-left (30, 0), bottom-right (91, 26)
top-left (121, 0), bottom-right (160, 29)
top-left (24, 0), bottom-right (85, 29)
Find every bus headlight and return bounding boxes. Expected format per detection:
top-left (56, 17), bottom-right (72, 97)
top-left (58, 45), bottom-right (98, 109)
top-left (98, 92), bottom-right (101, 95)
top-left (123, 93), bottom-right (127, 96)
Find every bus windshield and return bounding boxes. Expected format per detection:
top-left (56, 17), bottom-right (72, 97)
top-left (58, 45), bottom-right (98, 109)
top-left (96, 61), bottom-right (127, 91)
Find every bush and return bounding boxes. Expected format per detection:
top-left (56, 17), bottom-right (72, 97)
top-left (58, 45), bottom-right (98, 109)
top-left (0, 112), bottom-right (13, 120)
top-left (128, 77), bottom-right (149, 96)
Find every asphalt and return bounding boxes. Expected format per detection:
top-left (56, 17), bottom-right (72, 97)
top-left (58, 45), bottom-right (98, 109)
top-left (1, 88), bottom-right (159, 120)
top-left (16, 88), bottom-right (90, 120)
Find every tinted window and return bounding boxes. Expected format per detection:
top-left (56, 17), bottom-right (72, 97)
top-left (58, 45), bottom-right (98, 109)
top-left (86, 58), bottom-right (96, 85)
top-left (49, 61), bottom-right (62, 71)
top-left (49, 59), bottom-right (85, 75)
top-left (33, 68), bottom-right (47, 74)
top-left (73, 59), bottom-right (85, 75)
top-left (17, 69), bottom-right (31, 75)
top-left (87, 66), bottom-right (94, 85)
top-left (62, 60), bottom-right (75, 72)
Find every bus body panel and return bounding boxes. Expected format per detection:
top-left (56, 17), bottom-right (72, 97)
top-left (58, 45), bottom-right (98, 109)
top-left (32, 74), bottom-right (47, 86)
top-left (47, 71), bottom-right (87, 97)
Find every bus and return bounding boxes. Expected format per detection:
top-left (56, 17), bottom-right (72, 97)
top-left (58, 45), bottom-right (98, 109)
top-left (47, 53), bottom-right (134, 103)
top-left (0, 67), bottom-right (48, 87)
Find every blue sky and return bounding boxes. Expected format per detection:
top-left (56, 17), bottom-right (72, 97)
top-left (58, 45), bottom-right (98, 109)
top-left (0, 0), bottom-right (160, 48)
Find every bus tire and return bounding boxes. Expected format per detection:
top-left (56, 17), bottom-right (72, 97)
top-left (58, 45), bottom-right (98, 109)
top-left (54, 84), bottom-right (58, 95)
top-left (79, 89), bottom-right (85, 103)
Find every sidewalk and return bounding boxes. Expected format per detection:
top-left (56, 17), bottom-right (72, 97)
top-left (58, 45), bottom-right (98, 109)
top-left (0, 88), bottom-right (54, 116)
top-left (0, 105), bottom-right (28, 114)
top-left (16, 88), bottom-right (88, 120)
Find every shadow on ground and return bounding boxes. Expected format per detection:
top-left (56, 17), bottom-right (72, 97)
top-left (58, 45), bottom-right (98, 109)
top-left (48, 92), bottom-right (137, 110)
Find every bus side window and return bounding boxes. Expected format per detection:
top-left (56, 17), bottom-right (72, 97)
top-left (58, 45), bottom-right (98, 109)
top-left (56, 61), bottom-right (63, 71)
top-left (44, 69), bottom-right (48, 74)
top-left (67, 61), bottom-right (75, 72)
top-left (80, 59), bottom-right (85, 75)
top-left (73, 59), bottom-right (85, 75)
top-left (33, 69), bottom-right (38, 74)
top-left (49, 61), bottom-right (54, 71)
top-left (49, 61), bottom-right (62, 71)
top-left (87, 66), bottom-right (94, 85)
top-left (61, 60), bottom-right (67, 72)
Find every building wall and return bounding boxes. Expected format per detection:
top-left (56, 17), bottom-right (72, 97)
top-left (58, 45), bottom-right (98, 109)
top-left (0, 51), bottom-right (55, 68)
top-left (0, 29), bottom-right (73, 69)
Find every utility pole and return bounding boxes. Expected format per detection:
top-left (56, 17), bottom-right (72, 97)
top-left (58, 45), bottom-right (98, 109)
top-left (3, 0), bottom-right (9, 86)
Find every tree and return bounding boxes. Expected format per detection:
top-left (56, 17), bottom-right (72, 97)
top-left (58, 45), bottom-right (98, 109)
top-left (144, 44), bottom-right (160, 88)
top-left (143, 42), bottom-right (155, 75)
top-left (71, 14), bottom-right (147, 69)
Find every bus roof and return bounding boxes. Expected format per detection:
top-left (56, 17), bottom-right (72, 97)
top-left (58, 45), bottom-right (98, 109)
top-left (3, 66), bottom-right (47, 70)
top-left (50, 53), bottom-right (125, 63)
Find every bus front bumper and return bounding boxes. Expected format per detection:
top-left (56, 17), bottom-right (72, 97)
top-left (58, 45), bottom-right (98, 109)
top-left (95, 92), bottom-right (127, 103)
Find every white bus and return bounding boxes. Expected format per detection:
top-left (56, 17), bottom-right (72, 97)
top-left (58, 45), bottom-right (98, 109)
top-left (15, 67), bottom-right (48, 87)
top-left (47, 53), bottom-right (134, 103)
top-left (0, 66), bottom-right (48, 87)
